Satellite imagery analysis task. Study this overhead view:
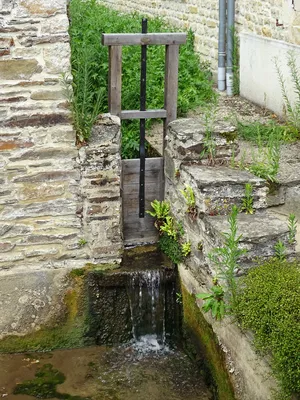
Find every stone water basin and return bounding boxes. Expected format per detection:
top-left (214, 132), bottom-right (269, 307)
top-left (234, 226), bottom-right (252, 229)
top-left (0, 342), bottom-right (213, 400)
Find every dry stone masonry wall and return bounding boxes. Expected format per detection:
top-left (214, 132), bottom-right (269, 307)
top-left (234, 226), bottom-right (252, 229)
top-left (164, 118), bottom-right (295, 399)
top-left (0, 0), bottom-right (123, 337)
top-left (99, 0), bottom-right (300, 70)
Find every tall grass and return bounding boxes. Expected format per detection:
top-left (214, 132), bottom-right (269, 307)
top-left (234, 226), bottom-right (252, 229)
top-left (275, 51), bottom-right (300, 135)
top-left (68, 0), bottom-right (216, 157)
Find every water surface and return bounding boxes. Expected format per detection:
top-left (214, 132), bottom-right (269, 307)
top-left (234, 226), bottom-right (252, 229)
top-left (0, 341), bottom-right (213, 400)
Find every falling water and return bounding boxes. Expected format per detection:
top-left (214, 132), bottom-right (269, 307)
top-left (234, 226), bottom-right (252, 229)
top-left (127, 269), bottom-right (166, 349)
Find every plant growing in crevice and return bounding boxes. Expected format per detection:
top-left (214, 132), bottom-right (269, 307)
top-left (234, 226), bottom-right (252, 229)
top-left (197, 279), bottom-right (226, 321)
top-left (200, 108), bottom-right (217, 166)
top-left (198, 206), bottom-right (246, 319)
top-left (78, 238), bottom-right (87, 247)
top-left (147, 200), bottom-right (191, 264)
top-left (240, 183), bottom-right (254, 214)
top-left (288, 213), bottom-right (297, 244)
top-left (274, 240), bottom-right (286, 261)
top-left (181, 241), bottom-right (191, 257)
top-left (180, 185), bottom-right (197, 219)
top-left (246, 132), bottom-right (281, 183)
top-left (146, 199), bottom-right (170, 230)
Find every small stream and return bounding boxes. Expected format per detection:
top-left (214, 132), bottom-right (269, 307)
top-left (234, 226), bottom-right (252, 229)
top-left (0, 248), bottom-right (214, 400)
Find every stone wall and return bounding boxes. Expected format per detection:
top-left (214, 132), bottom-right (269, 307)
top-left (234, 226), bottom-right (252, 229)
top-left (164, 118), bottom-right (295, 399)
top-left (0, 0), bottom-right (123, 337)
top-left (98, 0), bottom-right (300, 71)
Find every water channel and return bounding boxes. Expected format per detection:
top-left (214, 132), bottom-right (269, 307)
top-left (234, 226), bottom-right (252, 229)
top-left (0, 248), bottom-right (214, 400)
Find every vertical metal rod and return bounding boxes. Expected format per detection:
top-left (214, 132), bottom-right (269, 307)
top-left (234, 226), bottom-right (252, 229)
top-left (139, 18), bottom-right (147, 218)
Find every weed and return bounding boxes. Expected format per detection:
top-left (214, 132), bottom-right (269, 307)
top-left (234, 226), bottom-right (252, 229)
top-left (176, 292), bottom-right (182, 304)
top-left (245, 131), bottom-right (281, 183)
top-left (146, 200), bottom-right (170, 230)
top-left (237, 120), bottom-right (297, 144)
top-left (180, 185), bottom-right (197, 219)
top-left (69, 0), bottom-right (215, 158)
top-left (240, 183), bottom-right (254, 214)
top-left (208, 205), bottom-right (246, 311)
top-left (274, 240), bottom-right (286, 261)
top-left (78, 238), bottom-right (87, 247)
top-left (197, 280), bottom-right (226, 321)
top-left (200, 109), bottom-right (217, 165)
top-left (181, 241), bottom-right (191, 257)
top-left (231, 27), bottom-right (240, 96)
top-left (275, 51), bottom-right (300, 133)
top-left (198, 206), bottom-right (246, 320)
top-left (160, 216), bottom-right (178, 240)
top-left (288, 213), bottom-right (297, 244)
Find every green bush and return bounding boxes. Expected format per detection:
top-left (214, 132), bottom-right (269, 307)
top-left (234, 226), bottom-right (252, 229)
top-left (158, 233), bottom-right (183, 264)
top-left (236, 260), bottom-right (300, 398)
top-left (68, 0), bottom-right (215, 158)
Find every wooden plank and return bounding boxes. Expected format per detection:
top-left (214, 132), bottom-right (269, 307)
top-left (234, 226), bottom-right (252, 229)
top-left (120, 109), bottom-right (167, 120)
top-left (108, 46), bottom-right (122, 116)
top-left (102, 33), bottom-right (187, 46)
top-left (164, 44), bottom-right (179, 153)
top-left (122, 158), bottom-right (164, 244)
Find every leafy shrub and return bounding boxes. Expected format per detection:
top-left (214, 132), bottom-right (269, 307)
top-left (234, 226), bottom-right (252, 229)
top-left (69, 0), bottom-right (215, 157)
top-left (236, 260), bottom-right (300, 398)
top-left (158, 233), bottom-right (183, 264)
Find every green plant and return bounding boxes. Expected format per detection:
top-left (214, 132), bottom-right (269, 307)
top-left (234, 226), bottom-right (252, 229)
top-left (288, 213), bottom-right (297, 244)
top-left (200, 109), bottom-right (217, 165)
top-left (146, 200), bottom-right (170, 230)
top-left (237, 121), bottom-right (297, 144)
top-left (180, 185), bottom-right (197, 219)
top-left (231, 27), bottom-right (240, 96)
top-left (158, 232), bottom-right (183, 264)
top-left (78, 238), bottom-right (87, 247)
top-left (240, 183), bottom-right (254, 214)
top-left (160, 215), bottom-right (178, 240)
top-left (245, 131), bottom-right (281, 183)
top-left (275, 51), bottom-right (300, 133)
top-left (69, 0), bottom-right (216, 158)
top-left (197, 280), bottom-right (226, 321)
top-left (208, 205), bottom-right (246, 311)
top-left (236, 259), bottom-right (300, 397)
top-left (274, 240), bottom-right (286, 261)
top-left (181, 241), bottom-right (191, 256)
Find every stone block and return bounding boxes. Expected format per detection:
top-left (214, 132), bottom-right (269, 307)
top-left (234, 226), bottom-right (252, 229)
top-left (43, 43), bottom-right (70, 74)
top-left (0, 59), bottom-right (41, 80)
top-left (0, 268), bottom-right (70, 337)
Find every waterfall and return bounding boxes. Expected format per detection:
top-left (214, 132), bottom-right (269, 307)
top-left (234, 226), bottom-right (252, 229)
top-left (127, 269), bottom-right (166, 346)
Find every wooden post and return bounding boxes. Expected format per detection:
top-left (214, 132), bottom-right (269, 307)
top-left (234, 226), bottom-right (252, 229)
top-left (164, 44), bottom-right (179, 153)
top-left (108, 46), bottom-right (122, 116)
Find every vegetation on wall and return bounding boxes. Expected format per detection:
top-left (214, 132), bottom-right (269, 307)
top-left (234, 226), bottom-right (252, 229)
top-left (146, 200), bottom-right (191, 264)
top-left (68, 0), bottom-right (215, 158)
top-left (236, 259), bottom-right (300, 399)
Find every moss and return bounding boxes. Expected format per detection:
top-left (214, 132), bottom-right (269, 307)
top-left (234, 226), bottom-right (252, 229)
top-left (181, 285), bottom-right (235, 400)
top-left (236, 259), bottom-right (300, 398)
top-left (13, 363), bottom-right (89, 400)
top-left (219, 131), bottom-right (238, 143)
top-left (0, 270), bottom-right (90, 353)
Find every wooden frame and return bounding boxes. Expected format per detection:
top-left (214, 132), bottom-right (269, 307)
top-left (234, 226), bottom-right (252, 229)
top-left (103, 31), bottom-right (187, 151)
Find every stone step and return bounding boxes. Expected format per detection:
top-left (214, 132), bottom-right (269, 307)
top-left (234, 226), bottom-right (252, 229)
top-left (178, 165), bottom-right (268, 215)
top-left (202, 211), bottom-right (294, 273)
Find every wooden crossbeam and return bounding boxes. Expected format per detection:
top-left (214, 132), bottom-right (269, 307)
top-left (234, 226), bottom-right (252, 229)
top-left (120, 109), bottom-right (167, 120)
top-left (102, 33), bottom-right (187, 46)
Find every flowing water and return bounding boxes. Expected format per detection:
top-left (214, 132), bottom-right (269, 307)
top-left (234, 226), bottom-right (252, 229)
top-left (0, 252), bottom-right (214, 400)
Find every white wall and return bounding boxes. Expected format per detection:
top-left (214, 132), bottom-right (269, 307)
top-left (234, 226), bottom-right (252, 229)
top-left (240, 32), bottom-right (300, 117)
